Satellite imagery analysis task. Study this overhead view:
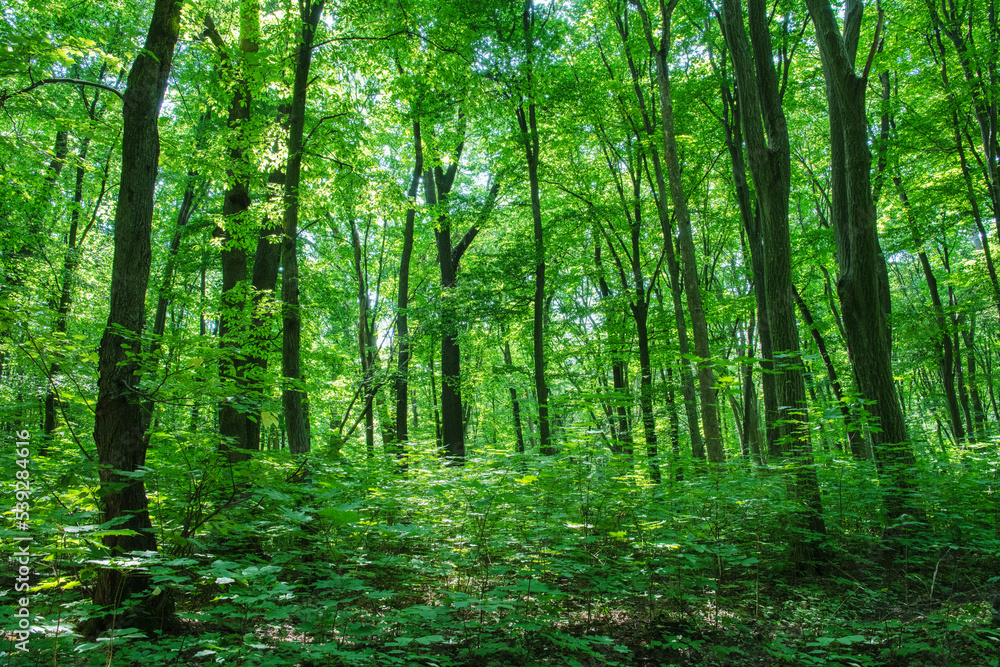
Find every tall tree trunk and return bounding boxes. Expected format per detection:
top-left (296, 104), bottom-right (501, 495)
top-left (245, 158), bottom-right (286, 451)
top-left (722, 0), bottom-right (826, 566)
top-left (350, 217), bottom-right (377, 458)
top-left (740, 315), bottom-right (765, 466)
top-left (394, 119), bottom-right (423, 458)
top-left (91, 0), bottom-right (182, 625)
top-left (614, 2), bottom-right (702, 462)
top-left (502, 334), bottom-right (526, 455)
top-left (44, 103), bottom-right (113, 453)
top-left (422, 122), bottom-right (497, 463)
top-left (595, 241), bottom-right (632, 455)
top-left (204, 6), bottom-right (261, 460)
top-left (711, 41), bottom-right (779, 456)
top-left (893, 174), bottom-right (965, 445)
top-left (633, 0), bottom-right (723, 462)
top-left (962, 317), bottom-right (987, 439)
top-left (519, 0), bottom-right (553, 456)
top-left (281, 0), bottom-right (324, 455)
top-left (805, 0), bottom-right (919, 521)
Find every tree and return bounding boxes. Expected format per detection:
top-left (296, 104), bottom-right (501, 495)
top-left (281, 0), bottom-right (325, 455)
top-left (90, 0), bottom-right (182, 628)
top-left (631, 0), bottom-right (724, 463)
top-left (721, 0), bottom-right (826, 562)
top-left (804, 0), bottom-right (920, 521)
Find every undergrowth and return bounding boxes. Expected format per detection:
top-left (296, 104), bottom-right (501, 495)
top-left (3, 431), bottom-right (1000, 666)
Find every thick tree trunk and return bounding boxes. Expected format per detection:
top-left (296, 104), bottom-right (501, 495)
top-left (91, 0), bottom-right (182, 626)
top-left (722, 0), bottom-right (825, 566)
top-left (281, 0), bottom-right (324, 455)
top-left (806, 0), bottom-right (919, 521)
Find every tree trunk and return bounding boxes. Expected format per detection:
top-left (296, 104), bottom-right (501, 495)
top-left (793, 286), bottom-right (865, 458)
top-left (805, 0), bottom-right (919, 521)
top-left (350, 217), bottom-right (377, 457)
top-left (281, 0), bottom-right (324, 455)
top-left (502, 336), bottom-right (526, 455)
top-left (722, 0), bottom-right (825, 566)
top-left (595, 241), bottom-right (633, 455)
top-left (519, 0), bottom-right (553, 456)
top-left (633, 0), bottom-right (723, 462)
top-left (91, 0), bottom-right (182, 626)
top-left (394, 119), bottom-right (423, 458)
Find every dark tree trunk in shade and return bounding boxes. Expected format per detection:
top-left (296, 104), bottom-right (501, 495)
top-left (91, 0), bottom-right (182, 624)
top-left (281, 0), bottom-right (324, 455)
top-left (805, 0), bottom-right (920, 521)
top-left (722, 0), bottom-right (826, 566)
top-left (394, 120), bottom-right (423, 458)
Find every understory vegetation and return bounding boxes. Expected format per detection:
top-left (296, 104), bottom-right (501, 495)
top-left (4, 438), bottom-right (1000, 666)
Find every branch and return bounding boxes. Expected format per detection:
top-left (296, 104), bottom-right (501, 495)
top-left (3, 78), bottom-right (124, 104)
top-left (862, 7), bottom-right (885, 82)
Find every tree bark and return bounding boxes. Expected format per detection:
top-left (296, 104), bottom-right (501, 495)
top-left (91, 0), bottom-right (182, 625)
top-left (805, 0), bottom-right (919, 521)
top-left (519, 0), bottom-right (553, 456)
top-left (394, 119), bottom-right (423, 458)
top-left (281, 0), bottom-right (324, 455)
top-left (632, 0), bottom-right (723, 462)
top-left (722, 0), bottom-right (826, 565)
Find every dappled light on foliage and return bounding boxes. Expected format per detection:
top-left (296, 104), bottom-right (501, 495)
top-left (2, 0), bottom-right (1000, 663)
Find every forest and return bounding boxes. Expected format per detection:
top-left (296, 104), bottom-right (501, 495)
top-left (2, 0), bottom-right (1000, 663)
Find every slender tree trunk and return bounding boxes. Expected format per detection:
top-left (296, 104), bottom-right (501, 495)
top-left (740, 315), bottom-right (765, 466)
top-left (204, 12), bottom-right (258, 458)
top-left (962, 318), bottom-right (987, 439)
top-left (894, 175), bottom-right (965, 444)
top-left (616, 2), bottom-right (704, 462)
top-left (245, 159), bottom-right (286, 451)
top-left (430, 344), bottom-right (442, 451)
top-left (502, 337), bottom-right (526, 455)
top-left (595, 242), bottom-right (633, 455)
top-left (712, 47), bottom-right (779, 456)
top-left (350, 218), bottom-right (376, 457)
top-left (394, 120), bottom-right (423, 458)
top-left (45, 116), bottom-right (110, 453)
top-left (281, 0), bottom-right (324, 455)
top-left (633, 0), bottom-right (723, 461)
top-left (91, 0), bottom-right (182, 625)
top-left (422, 124), bottom-right (497, 463)
top-left (519, 0), bottom-right (553, 456)
top-left (793, 286), bottom-right (865, 458)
